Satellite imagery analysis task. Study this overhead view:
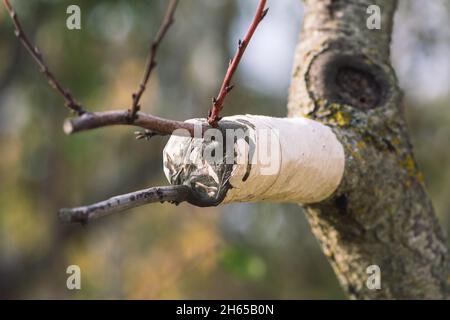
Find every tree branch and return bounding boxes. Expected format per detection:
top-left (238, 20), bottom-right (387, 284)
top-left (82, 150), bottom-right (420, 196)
top-left (3, 0), bottom-right (189, 137)
top-left (63, 110), bottom-right (207, 137)
top-left (2, 0), bottom-right (85, 115)
top-left (129, 0), bottom-right (179, 119)
top-left (58, 185), bottom-right (192, 224)
top-left (207, 0), bottom-right (268, 126)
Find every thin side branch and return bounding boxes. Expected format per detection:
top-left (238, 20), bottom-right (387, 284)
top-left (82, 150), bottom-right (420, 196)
top-left (2, 0), bottom-right (85, 115)
top-left (58, 185), bottom-right (192, 224)
top-left (207, 0), bottom-right (268, 126)
top-left (63, 110), bottom-right (207, 137)
top-left (129, 0), bottom-right (179, 119)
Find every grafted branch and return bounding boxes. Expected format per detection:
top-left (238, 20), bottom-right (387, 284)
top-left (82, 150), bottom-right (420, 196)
top-left (58, 185), bottom-right (192, 224)
top-left (63, 110), bottom-right (207, 137)
top-left (2, 0), bottom-right (188, 137)
top-left (207, 0), bottom-right (268, 125)
top-left (129, 0), bottom-right (179, 119)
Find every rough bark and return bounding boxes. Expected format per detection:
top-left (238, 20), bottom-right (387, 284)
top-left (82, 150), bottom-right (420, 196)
top-left (288, 0), bottom-right (449, 299)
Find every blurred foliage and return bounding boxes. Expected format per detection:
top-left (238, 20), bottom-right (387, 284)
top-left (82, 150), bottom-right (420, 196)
top-left (0, 0), bottom-right (449, 299)
top-left (219, 246), bottom-right (267, 281)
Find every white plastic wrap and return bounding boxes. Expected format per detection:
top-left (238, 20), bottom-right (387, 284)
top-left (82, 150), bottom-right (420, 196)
top-left (163, 115), bottom-right (345, 205)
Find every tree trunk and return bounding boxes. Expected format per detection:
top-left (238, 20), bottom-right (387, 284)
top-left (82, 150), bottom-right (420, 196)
top-left (288, 0), bottom-right (449, 299)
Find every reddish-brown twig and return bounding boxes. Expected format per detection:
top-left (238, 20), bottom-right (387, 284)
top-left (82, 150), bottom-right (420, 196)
top-left (129, 0), bottom-right (179, 120)
top-left (207, 0), bottom-right (268, 126)
top-left (2, 0), bottom-right (85, 115)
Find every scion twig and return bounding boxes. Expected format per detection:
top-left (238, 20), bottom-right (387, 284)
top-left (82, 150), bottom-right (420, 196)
top-left (2, 0), bottom-right (85, 115)
top-left (3, 0), bottom-right (198, 137)
top-left (129, 0), bottom-right (179, 120)
top-left (207, 0), bottom-right (268, 126)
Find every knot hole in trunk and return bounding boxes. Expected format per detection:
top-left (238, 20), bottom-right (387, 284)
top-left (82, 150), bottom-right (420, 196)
top-left (308, 51), bottom-right (389, 110)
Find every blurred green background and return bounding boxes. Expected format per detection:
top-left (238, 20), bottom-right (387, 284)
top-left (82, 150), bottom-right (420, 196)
top-left (0, 0), bottom-right (449, 299)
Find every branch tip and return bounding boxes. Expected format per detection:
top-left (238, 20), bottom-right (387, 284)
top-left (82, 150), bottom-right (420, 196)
top-left (129, 0), bottom-right (179, 119)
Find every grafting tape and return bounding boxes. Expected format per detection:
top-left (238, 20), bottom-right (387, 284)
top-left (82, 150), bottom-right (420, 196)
top-left (163, 115), bottom-right (345, 205)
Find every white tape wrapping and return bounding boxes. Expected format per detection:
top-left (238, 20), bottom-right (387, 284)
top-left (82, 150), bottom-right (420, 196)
top-left (163, 115), bottom-right (345, 204)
